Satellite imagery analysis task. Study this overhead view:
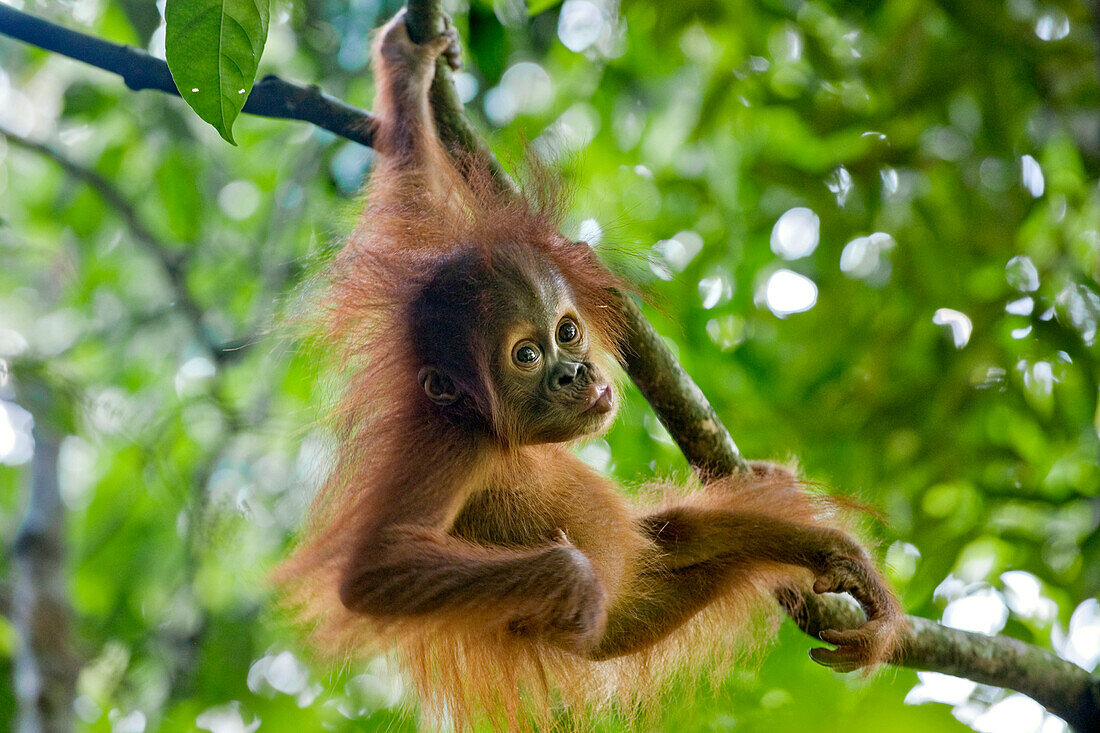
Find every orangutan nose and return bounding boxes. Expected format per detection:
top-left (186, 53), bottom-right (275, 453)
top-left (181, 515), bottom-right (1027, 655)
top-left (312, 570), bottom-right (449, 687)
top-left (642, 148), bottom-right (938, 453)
top-left (549, 360), bottom-right (585, 391)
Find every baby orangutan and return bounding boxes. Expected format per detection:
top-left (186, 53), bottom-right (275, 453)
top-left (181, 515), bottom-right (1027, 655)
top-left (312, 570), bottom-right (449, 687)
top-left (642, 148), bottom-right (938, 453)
top-left (278, 10), bottom-right (904, 730)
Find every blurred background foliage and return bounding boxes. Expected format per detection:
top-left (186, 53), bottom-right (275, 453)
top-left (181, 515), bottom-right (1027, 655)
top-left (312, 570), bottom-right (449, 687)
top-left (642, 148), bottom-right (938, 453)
top-left (1, 0), bottom-right (1099, 730)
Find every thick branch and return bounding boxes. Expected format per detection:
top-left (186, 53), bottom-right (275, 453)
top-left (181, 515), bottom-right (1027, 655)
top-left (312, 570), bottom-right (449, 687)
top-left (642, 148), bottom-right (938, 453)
top-left (0, 4), bottom-right (376, 146)
top-left (4, 3), bottom-right (1098, 730)
top-left (618, 298), bottom-right (751, 477)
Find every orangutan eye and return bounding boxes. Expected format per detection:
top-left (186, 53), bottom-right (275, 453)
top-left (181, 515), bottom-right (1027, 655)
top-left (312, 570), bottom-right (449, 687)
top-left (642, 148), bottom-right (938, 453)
top-left (557, 320), bottom-right (578, 344)
top-left (514, 344), bottom-right (540, 365)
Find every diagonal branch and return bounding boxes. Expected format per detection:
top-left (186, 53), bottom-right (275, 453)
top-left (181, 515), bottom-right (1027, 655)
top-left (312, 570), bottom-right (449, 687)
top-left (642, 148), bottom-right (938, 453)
top-left (405, 0), bottom-right (513, 188)
top-left (617, 297), bottom-right (751, 478)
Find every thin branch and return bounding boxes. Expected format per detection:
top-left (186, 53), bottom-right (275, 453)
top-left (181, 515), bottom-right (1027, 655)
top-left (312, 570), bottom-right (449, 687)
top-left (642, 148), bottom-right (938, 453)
top-left (0, 4), bottom-right (376, 147)
top-left (7, 133), bottom-right (178, 265)
top-left (2, 130), bottom-right (251, 364)
top-left (4, 3), bottom-right (1099, 730)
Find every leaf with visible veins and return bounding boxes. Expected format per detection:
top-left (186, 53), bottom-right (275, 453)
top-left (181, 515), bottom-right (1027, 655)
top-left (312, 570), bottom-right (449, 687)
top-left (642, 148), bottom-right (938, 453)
top-left (165, 0), bottom-right (269, 144)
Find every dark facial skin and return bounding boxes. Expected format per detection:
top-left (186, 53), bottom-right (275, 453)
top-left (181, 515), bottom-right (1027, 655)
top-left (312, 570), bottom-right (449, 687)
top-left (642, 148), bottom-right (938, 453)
top-left (480, 265), bottom-right (612, 444)
top-left (415, 255), bottom-right (615, 444)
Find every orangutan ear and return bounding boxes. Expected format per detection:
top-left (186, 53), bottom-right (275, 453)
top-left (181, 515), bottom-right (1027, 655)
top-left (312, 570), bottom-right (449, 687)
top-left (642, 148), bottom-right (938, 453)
top-left (418, 366), bottom-right (460, 406)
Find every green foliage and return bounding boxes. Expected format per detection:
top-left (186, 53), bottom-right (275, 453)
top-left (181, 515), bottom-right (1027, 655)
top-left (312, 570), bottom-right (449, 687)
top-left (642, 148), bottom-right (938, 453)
top-left (165, 0), bottom-right (270, 144)
top-left (526, 0), bottom-right (565, 17)
top-left (1, 0), bottom-right (1098, 731)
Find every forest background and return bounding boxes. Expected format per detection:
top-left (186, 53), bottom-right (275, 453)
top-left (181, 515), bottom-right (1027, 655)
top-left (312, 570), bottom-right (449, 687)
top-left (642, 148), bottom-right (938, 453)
top-left (1, 0), bottom-right (1099, 731)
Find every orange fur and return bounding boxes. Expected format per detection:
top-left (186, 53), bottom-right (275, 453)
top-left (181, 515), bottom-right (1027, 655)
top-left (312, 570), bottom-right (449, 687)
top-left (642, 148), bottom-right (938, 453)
top-left (275, 13), bottom-right (903, 732)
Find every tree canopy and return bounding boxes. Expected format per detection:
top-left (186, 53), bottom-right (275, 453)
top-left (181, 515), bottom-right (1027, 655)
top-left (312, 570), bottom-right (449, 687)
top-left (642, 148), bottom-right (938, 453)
top-left (1, 0), bottom-right (1098, 731)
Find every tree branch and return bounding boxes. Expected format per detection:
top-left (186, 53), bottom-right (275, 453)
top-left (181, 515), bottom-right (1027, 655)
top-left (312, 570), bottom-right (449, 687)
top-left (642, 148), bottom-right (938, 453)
top-left (12, 421), bottom-right (79, 733)
top-left (780, 590), bottom-right (1100, 733)
top-left (403, 0), bottom-right (513, 189)
top-left (617, 297), bottom-right (751, 477)
top-left (3, 4), bottom-right (1098, 730)
top-left (0, 4), bottom-right (376, 147)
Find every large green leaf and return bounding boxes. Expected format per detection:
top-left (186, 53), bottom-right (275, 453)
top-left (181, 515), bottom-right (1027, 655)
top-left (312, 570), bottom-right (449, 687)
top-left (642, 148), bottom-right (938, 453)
top-left (164, 0), bottom-right (269, 144)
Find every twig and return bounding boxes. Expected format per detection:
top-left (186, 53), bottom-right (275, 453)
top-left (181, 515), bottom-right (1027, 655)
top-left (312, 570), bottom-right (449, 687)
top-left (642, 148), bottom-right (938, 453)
top-left (0, 4), bottom-right (377, 147)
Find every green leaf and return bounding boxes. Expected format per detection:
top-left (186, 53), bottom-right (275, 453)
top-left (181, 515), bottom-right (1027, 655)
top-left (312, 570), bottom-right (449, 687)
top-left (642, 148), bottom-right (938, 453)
top-left (527, 0), bottom-right (564, 16)
top-left (164, 0), bottom-right (270, 144)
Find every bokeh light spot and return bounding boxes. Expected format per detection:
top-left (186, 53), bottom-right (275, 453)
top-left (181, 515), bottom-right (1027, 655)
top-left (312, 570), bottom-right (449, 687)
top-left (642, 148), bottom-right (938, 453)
top-left (770, 207), bottom-right (819, 259)
top-left (763, 269), bottom-right (817, 316)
